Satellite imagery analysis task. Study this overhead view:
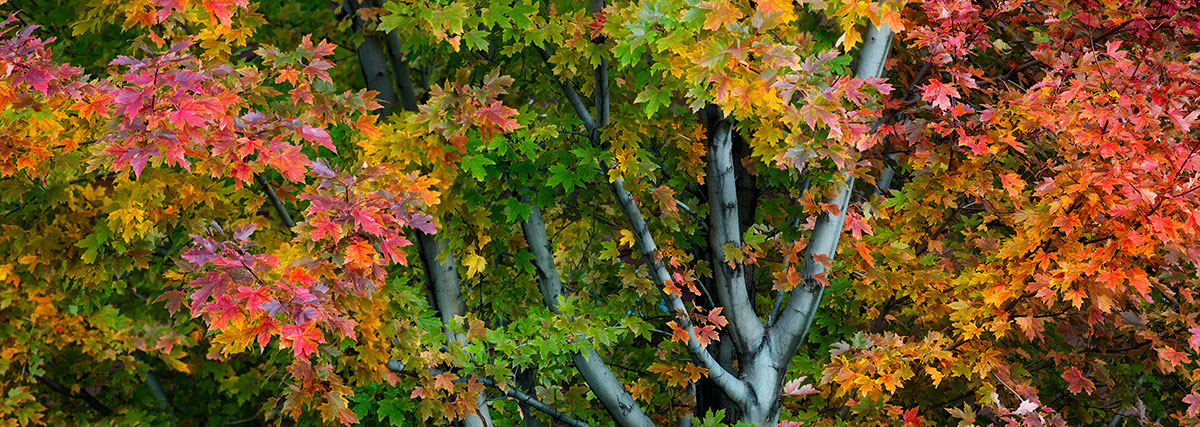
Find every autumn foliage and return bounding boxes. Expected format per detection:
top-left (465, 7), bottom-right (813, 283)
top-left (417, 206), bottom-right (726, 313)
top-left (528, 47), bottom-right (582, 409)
top-left (1, 0), bottom-right (1200, 425)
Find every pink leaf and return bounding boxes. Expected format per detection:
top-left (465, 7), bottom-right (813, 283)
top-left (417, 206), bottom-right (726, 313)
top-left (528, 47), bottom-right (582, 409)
top-left (783, 376), bottom-right (818, 396)
top-left (921, 79), bottom-right (959, 111)
top-left (298, 125), bottom-right (335, 152)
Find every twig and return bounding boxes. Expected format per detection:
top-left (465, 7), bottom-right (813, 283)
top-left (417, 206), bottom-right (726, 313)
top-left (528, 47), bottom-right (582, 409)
top-left (253, 173), bottom-right (295, 231)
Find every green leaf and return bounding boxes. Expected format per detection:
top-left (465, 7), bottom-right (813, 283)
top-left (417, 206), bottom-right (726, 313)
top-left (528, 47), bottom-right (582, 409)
top-left (462, 153), bottom-right (497, 181)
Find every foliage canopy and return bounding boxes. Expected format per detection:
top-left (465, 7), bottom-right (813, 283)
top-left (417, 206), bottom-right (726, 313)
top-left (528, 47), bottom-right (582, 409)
top-left (1, 0), bottom-right (1200, 425)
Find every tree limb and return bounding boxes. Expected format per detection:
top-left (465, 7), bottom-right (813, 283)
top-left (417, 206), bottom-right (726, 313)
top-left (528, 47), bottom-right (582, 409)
top-left (387, 361), bottom-right (590, 427)
top-left (343, 0), bottom-right (397, 111)
top-left (254, 173), bottom-right (295, 231)
top-left (703, 117), bottom-right (765, 354)
top-left (607, 173), bottom-right (752, 406)
top-left (520, 194), bottom-right (655, 426)
top-left (772, 22), bottom-right (892, 362)
top-left (35, 374), bottom-right (112, 416)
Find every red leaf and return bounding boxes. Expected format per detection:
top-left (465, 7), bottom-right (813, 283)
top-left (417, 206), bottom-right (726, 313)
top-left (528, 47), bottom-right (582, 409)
top-left (782, 376), bottom-right (818, 396)
top-left (1185, 393), bottom-right (1200, 417)
top-left (1061, 367), bottom-right (1095, 394)
top-left (475, 100), bottom-right (521, 132)
top-left (706, 307), bottom-right (728, 328)
top-left (666, 321), bottom-right (690, 343)
top-left (281, 321), bottom-right (325, 358)
top-left (844, 210), bottom-right (873, 239)
top-left (299, 125), bottom-right (335, 152)
top-left (344, 240), bottom-right (376, 269)
top-left (170, 99), bottom-right (210, 127)
top-left (921, 79), bottom-right (959, 110)
top-left (249, 314), bottom-right (281, 351)
top-left (309, 215), bottom-right (341, 242)
top-left (695, 325), bottom-right (719, 346)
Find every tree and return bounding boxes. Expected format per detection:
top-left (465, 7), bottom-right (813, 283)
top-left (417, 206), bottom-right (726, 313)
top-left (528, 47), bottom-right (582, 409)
top-left (2, 0), bottom-right (1200, 426)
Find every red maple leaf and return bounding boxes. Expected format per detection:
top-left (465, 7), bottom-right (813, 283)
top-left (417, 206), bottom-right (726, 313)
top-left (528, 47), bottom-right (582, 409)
top-left (695, 325), bottom-right (719, 346)
top-left (309, 215), bottom-right (341, 242)
top-left (921, 79), bottom-right (959, 110)
top-left (1061, 367), bottom-right (1095, 394)
top-left (475, 100), bottom-right (521, 133)
top-left (706, 307), bottom-right (729, 328)
top-left (281, 321), bottom-right (325, 358)
top-left (1185, 393), bottom-right (1200, 417)
top-left (344, 240), bottom-right (376, 269)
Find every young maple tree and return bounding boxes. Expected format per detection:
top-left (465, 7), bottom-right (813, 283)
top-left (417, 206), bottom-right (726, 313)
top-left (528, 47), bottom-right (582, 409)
top-left (2, 0), bottom-right (1200, 425)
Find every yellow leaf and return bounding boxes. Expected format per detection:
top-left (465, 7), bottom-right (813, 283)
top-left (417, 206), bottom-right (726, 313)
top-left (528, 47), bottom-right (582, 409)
top-left (839, 28), bottom-right (863, 52)
top-left (619, 229), bottom-right (636, 248)
top-left (463, 252), bottom-right (487, 278)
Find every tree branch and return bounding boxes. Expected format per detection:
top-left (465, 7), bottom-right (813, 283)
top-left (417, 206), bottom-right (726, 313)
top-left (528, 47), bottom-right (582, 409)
top-left (35, 374), bottom-right (112, 416)
top-left (703, 117), bottom-right (765, 354)
top-left (535, 46), bottom-right (596, 134)
top-left (342, 0), bottom-right (397, 112)
top-left (387, 361), bottom-right (591, 427)
top-left (520, 194), bottom-right (655, 426)
top-left (479, 377), bottom-right (592, 427)
top-left (254, 173), bottom-right (295, 231)
top-left (607, 172), bottom-right (752, 406)
top-left (771, 22), bottom-right (892, 362)
top-left (537, 35), bottom-right (749, 407)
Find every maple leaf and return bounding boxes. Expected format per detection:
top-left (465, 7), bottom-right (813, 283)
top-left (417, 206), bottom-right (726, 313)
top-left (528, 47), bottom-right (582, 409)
top-left (901, 408), bottom-right (924, 427)
top-left (666, 321), bottom-right (690, 343)
top-left (170, 99), bottom-right (210, 127)
top-left (351, 205), bottom-right (383, 236)
top-left (1156, 346), bottom-right (1190, 372)
top-left (268, 143), bottom-right (310, 182)
top-left (844, 210), bottom-right (873, 239)
top-left (474, 100), bottom-right (521, 133)
top-left (205, 295), bottom-right (241, 330)
top-left (650, 186), bottom-right (679, 215)
top-left (921, 79), bottom-right (959, 110)
top-left (249, 314), bottom-right (281, 351)
top-left (696, 1), bottom-right (742, 30)
top-left (695, 325), bottom-right (719, 346)
top-left (344, 240), bottom-right (376, 270)
top-left (1185, 393), bottom-right (1200, 417)
top-left (463, 252), bottom-right (486, 278)
top-left (433, 372), bottom-right (459, 392)
top-left (1061, 367), bottom-right (1095, 394)
top-left (235, 285), bottom-right (272, 311)
top-left (299, 125), bottom-right (335, 152)
top-left (706, 307), bottom-right (728, 327)
top-left (281, 321), bottom-right (325, 358)
top-left (201, 0), bottom-right (247, 25)
top-left (308, 215), bottom-right (341, 242)
top-left (154, 0), bottom-right (187, 22)
top-left (782, 376), bottom-right (819, 396)
top-left (323, 390), bottom-right (359, 425)
top-left (1013, 400), bottom-right (1039, 415)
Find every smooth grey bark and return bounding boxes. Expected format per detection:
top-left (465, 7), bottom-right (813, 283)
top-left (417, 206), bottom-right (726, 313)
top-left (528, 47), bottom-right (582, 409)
top-left (540, 36), bottom-right (751, 418)
top-left (704, 118), bottom-right (766, 355)
top-left (342, 9), bottom-right (491, 422)
top-left (590, 0), bottom-right (609, 128)
top-left (519, 195), bottom-right (655, 427)
top-left (514, 368), bottom-right (543, 427)
top-left (771, 22), bottom-right (894, 370)
top-left (414, 232), bottom-right (495, 427)
top-left (343, 0), bottom-right (397, 111)
top-left (607, 175), bottom-right (752, 405)
top-left (540, 20), bottom-right (893, 424)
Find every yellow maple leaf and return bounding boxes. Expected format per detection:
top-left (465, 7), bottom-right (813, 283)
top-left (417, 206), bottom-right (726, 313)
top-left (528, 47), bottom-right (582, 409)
top-left (463, 252), bottom-right (487, 278)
